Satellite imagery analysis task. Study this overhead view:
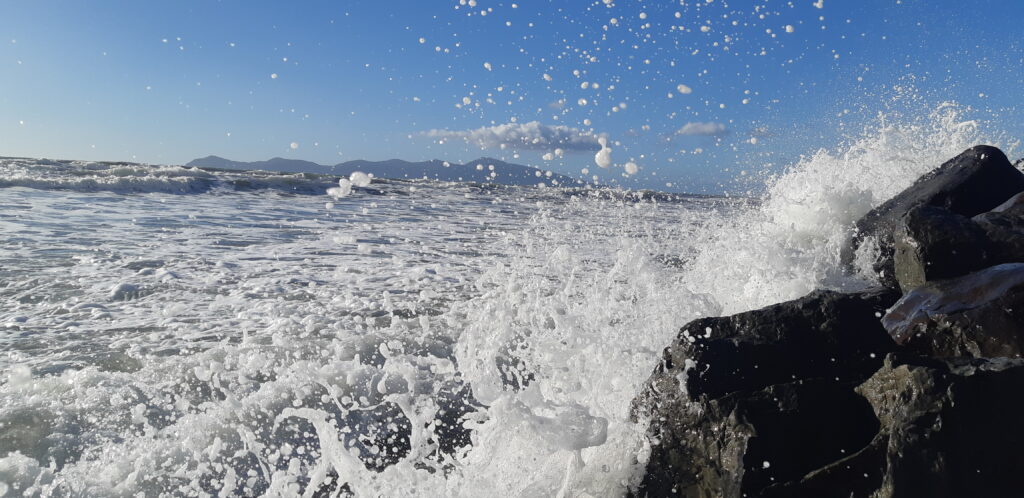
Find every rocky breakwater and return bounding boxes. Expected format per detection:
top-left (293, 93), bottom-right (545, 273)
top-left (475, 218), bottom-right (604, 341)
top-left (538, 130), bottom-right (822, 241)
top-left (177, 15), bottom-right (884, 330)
top-left (632, 145), bottom-right (1024, 497)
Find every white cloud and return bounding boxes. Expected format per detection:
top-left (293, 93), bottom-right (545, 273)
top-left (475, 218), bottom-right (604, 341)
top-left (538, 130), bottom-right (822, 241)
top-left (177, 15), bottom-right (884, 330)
top-left (675, 122), bottom-right (729, 137)
top-left (423, 121), bottom-right (602, 152)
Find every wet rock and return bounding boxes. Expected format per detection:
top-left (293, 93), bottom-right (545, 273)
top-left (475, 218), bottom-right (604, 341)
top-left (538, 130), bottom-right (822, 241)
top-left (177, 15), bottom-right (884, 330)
top-left (855, 354), bottom-right (1024, 498)
top-left (638, 287), bottom-right (899, 405)
top-left (892, 205), bottom-right (992, 292)
top-left (631, 288), bottom-right (898, 497)
top-left (848, 145), bottom-right (1024, 287)
top-left (635, 379), bottom-right (881, 498)
top-left (882, 263), bottom-right (1024, 359)
top-left (972, 193), bottom-right (1024, 263)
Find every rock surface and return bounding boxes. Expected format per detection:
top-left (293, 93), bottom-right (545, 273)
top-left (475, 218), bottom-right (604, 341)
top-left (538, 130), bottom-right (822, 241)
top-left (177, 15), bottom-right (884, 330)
top-left (855, 354), bottom-right (1024, 498)
top-left (848, 145), bottom-right (1024, 288)
top-left (972, 192), bottom-right (1024, 263)
top-left (891, 194), bottom-right (1024, 292)
top-left (882, 263), bottom-right (1024, 359)
top-left (633, 288), bottom-right (898, 497)
top-left (639, 288), bottom-right (899, 404)
top-left (636, 379), bottom-right (880, 498)
top-left (892, 205), bottom-right (991, 291)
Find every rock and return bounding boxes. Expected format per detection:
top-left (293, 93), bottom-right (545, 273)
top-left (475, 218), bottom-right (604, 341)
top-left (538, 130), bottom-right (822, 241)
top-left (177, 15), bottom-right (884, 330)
top-left (986, 190), bottom-right (1024, 216)
top-left (847, 145), bottom-right (1024, 288)
top-left (892, 205), bottom-right (992, 292)
top-left (882, 263), bottom-right (1024, 359)
top-left (635, 379), bottom-right (881, 498)
top-left (638, 288), bottom-right (899, 405)
top-left (891, 193), bottom-right (1024, 292)
top-left (632, 288), bottom-right (898, 497)
top-left (972, 193), bottom-right (1024, 263)
top-left (855, 354), bottom-right (1024, 497)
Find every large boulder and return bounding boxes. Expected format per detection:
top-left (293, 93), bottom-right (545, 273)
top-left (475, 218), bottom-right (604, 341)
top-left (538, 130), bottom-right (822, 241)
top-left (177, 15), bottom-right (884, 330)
top-left (891, 205), bottom-right (992, 292)
top-left (882, 263), bottom-right (1024, 359)
top-left (891, 191), bottom-right (1024, 292)
top-left (855, 354), bottom-right (1024, 498)
top-left (638, 288), bottom-right (899, 405)
top-left (632, 288), bottom-right (899, 497)
top-left (847, 145), bottom-right (1024, 288)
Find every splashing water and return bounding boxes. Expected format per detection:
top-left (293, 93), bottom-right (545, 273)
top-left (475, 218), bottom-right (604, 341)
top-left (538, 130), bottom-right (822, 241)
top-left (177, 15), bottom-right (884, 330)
top-left (0, 104), bottom-right (1014, 496)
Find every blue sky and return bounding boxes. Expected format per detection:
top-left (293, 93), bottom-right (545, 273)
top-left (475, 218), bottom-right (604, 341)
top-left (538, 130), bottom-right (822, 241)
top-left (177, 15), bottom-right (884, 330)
top-left (1, 0), bottom-right (1022, 192)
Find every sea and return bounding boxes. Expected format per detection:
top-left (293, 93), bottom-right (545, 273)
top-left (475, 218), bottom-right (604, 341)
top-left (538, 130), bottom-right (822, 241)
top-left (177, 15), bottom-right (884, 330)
top-left (0, 105), bottom-right (1012, 496)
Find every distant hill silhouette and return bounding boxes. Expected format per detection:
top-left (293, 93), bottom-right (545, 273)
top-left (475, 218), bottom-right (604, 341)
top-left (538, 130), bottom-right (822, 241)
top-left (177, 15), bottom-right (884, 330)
top-left (186, 155), bottom-right (583, 187)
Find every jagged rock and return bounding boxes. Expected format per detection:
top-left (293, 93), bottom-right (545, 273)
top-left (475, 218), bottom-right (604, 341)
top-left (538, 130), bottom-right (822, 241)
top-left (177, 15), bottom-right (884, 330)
top-left (892, 205), bottom-right (992, 292)
top-left (882, 263), bottom-right (1024, 359)
top-left (847, 145), bottom-right (1024, 288)
top-left (855, 354), bottom-right (1024, 497)
top-left (635, 379), bottom-right (881, 498)
top-left (631, 288), bottom-right (898, 497)
top-left (891, 191), bottom-right (1024, 292)
top-left (638, 288), bottom-right (899, 405)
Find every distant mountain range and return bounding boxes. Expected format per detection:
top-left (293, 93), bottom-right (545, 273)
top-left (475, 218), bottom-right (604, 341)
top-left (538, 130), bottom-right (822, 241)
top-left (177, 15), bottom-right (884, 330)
top-left (186, 155), bottom-right (583, 187)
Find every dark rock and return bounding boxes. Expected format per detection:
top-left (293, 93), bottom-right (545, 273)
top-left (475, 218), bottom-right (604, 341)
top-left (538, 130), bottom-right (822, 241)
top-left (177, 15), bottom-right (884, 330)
top-left (892, 205), bottom-right (992, 292)
top-left (972, 193), bottom-right (1024, 263)
top-left (986, 190), bottom-right (1024, 216)
top-left (635, 379), bottom-right (881, 498)
top-left (760, 434), bottom-right (888, 498)
top-left (882, 263), bottom-right (1024, 359)
top-left (637, 288), bottom-right (899, 405)
top-left (631, 288), bottom-right (898, 497)
top-left (855, 354), bottom-right (1024, 498)
top-left (847, 145), bottom-right (1024, 288)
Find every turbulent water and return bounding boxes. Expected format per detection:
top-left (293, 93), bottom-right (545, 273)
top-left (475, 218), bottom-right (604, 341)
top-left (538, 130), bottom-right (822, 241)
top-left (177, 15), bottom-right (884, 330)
top-left (0, 106), bottom-right (1013, 496)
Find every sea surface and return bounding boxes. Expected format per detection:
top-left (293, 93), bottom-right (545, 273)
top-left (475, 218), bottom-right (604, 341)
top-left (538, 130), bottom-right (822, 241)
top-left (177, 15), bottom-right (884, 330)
top-left (0, 105), bottom-right (1010, 496)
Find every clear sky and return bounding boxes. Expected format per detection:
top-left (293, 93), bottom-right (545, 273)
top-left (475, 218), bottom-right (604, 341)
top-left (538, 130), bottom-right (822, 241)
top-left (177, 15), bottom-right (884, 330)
top-left (1, 0), bottom-right (1022, 192)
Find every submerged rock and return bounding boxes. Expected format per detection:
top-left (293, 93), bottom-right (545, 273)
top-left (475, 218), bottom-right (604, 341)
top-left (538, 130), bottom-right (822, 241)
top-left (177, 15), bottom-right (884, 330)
top-left (882, 263), bottom-right (1024, 359)
top-left (848, 145), bottom-right (1024, 288)
top-left (855, 354), bottom-right (1024, 498)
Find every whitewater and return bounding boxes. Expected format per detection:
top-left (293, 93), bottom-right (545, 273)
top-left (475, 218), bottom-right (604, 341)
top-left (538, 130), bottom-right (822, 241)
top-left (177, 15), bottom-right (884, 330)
top-left (0, 105), bottom-right (1014, 496)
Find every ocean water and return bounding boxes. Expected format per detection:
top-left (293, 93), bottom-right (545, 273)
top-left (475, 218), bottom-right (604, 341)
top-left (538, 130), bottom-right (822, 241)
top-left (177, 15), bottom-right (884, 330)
top-left (0, 105), bottom-right (1012, 496)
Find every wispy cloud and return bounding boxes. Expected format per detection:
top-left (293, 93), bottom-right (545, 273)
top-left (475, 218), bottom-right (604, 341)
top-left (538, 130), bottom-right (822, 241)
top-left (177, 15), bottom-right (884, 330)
top-left (675, 122), bottom-right (729, 137)
top-left (422, 121), bottom-right (602, 151)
